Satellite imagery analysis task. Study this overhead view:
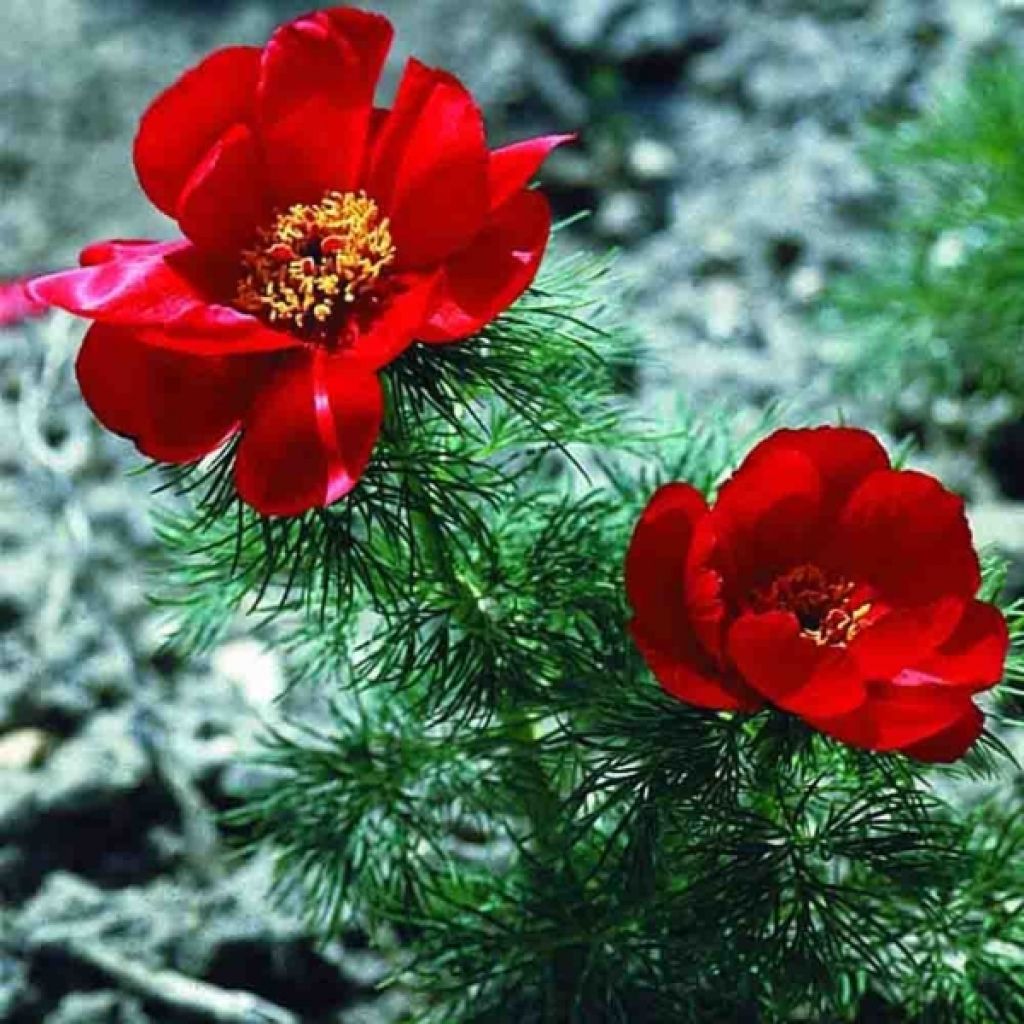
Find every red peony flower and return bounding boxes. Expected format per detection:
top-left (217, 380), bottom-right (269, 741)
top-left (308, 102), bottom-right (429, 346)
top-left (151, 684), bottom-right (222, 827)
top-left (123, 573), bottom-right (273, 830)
top-left (28, 7), bottom-right (570, 516)
top-left (625, 426), bottom-right (1009, 763)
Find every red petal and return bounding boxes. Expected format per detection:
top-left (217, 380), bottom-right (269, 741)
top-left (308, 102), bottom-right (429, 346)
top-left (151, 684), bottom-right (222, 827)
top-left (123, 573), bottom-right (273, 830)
top-left (897, 600), bottom-right (1009, 692)
top-left (129, 322), bottom-right (297, 357)
top-left (235, 349), bottom-right (383, 516)
top-left (683, 518), bottom-right (729, 660)
top-left (848, 597), bottom-right (965, 681)
top-left (258, 7), bottom-right (392, 202)
top-left (76, 323), bottom-right (262, 463)
top-left (632, 622), bottom-right (763, 713)
top-left (26, 241), bottom-right (300, 355)
top-left (810, 679), bottom-right (976, 754)
top-left (727, 611), bottom-right (866, 717)
top-left (367, 59), bottom-right (488, 269)
top-left (488, 134), bottom-right (574, 210)
top-left (742, 426), bottom-right (890, 520)
top-left (626, 483), bottom-right (762, 712)
top-left (0, 277), bottom-right (49, 327)
top-left (134, 46), bottom-right (260, 217)
top-left (709, 446), bottom-right (823, 596)
top-left (28, 241), bottom-right (210, 322)
top-left (833, 469), bottom-right (981, 605)
top-left (625, 482), bottom-right (709, 643)
top-left (418, 191), bottom-right (551, 343)
top-left (344, 271), bottom-right (439, 370)
top-left (901, 705), bottom-right (984, 763)
top-left (176, 123), bottom-right (271, 256)
top-left (79, 239), bottom-right (180, 267)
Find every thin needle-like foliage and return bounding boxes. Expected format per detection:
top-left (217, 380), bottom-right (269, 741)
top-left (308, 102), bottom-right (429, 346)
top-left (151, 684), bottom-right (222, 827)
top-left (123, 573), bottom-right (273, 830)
top-left (145, 246), bottom-right (1024, 1023)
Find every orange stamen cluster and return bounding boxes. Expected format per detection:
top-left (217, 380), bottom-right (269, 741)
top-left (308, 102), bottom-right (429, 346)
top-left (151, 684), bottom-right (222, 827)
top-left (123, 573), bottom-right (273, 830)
top-left (752, 564), bottom-right (871, 647)
top-left (236, 190), bottom-right (396, 337)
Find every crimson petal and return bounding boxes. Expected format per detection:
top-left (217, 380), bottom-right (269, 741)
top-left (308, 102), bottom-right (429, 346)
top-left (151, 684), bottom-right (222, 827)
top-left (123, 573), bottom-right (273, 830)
top-left (0, 277), bottom-right (49, 327)
top-left (848, 597), bottom-right (964, 682)
top-left (419, 191), bottom-right (551, 343)
top-left (741, 426), bottom-right (890, 520)
top-left (488, 134), bottom-right (574, 210)
top-left (632, 622), bottom-right (763, 713)
top-left (901, 705), bottom-right (985, 763)
top-left (176, 123), bottom-right (272, 256)
top-left (76, 323), bottom-right (262, 463)
top-left (258, 7), bottom-right (393, 202)
top-left (626, 482), bottom-right (708, 643)
top-left (896, 600), bottom-right (1009, 692)
top-left (626, 483), bottom-right (762, 712)
top-left (709, 447), bottom-right (823, 595)
top-left (134, 46), bottom-right (261, 217)
top-left (810, 680), bottom-right (977, 754)
top-left (834, 469), bottom-right (981, 605)
top-left (27, 241), bottom-right (299, 355)
top-left (344, 271), bottom-right (439, 371)
top-left (235, 349), bottom-right (382, 516)
top-left (367, 59), bottom-right (488, 269)
top-left (727, 611), bottom-right (867, 718)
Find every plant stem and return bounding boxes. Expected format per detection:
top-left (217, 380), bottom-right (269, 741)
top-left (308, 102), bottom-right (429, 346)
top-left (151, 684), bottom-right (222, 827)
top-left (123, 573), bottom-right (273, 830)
top-left (413, 501), bottom-right (579, 1019)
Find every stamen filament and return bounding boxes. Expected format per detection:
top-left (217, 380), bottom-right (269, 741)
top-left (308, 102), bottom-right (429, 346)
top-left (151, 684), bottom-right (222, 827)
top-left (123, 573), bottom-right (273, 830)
top-left (236, 190), bottom-right (396, 338)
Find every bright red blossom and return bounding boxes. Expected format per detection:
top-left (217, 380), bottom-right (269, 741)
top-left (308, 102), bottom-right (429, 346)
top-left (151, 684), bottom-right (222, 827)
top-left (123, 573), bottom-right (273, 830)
top-left (625, 426), bottom-right (1009, 763)
top-left (28, 7), bottom-right (570, 516)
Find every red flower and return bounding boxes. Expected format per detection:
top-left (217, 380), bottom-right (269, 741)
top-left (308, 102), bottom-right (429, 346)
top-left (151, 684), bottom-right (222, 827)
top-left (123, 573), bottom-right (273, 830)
top-left (625, 426), bottom-right (1009, 763)
top-left (28, 7), bottom-right (570, 516)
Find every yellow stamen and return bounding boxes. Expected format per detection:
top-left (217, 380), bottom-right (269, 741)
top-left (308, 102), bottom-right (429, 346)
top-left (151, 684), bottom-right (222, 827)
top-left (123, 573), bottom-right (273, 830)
top-left (236, 190), bottom-right (396, 336)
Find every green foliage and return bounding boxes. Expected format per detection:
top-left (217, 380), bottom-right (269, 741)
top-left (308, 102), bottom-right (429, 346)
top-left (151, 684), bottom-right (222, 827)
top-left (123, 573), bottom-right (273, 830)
top-left (823, 58), bottom-right (1024, 430)
top-left (148, 244), bottom-right (1024, 1022)
top-left (228, 544), bottom-right (1024, 1023)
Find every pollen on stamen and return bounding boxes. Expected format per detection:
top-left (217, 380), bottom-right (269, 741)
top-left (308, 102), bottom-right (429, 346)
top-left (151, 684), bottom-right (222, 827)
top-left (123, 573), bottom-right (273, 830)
top-left (236, 190), bottom-right (396, 338)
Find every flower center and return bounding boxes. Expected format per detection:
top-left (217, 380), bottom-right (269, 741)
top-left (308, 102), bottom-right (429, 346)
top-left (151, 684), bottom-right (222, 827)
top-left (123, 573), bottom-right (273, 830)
top-left (751, 564), bottom-right (871, 647)
top-left (236, 190), bottom-right (396, 338)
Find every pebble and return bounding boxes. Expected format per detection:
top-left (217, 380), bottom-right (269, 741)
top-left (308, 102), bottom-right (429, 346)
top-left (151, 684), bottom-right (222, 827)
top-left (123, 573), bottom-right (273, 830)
top-left (627, 138), bottom-right (679, 181)
top-left (596, 190), bottom-right (658, 242)
top-left (0, 728), bottom-right (52, 770)
top-left (212, 639), bottom-right (286, 710)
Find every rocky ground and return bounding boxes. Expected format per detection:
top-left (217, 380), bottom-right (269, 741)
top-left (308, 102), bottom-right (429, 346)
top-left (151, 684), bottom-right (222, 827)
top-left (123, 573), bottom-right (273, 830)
top-left (3, 1), bottom-right (1024, 1021)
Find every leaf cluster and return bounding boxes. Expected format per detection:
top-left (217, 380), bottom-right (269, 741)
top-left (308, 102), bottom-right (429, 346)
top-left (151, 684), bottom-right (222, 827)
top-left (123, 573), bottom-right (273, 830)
top-left (145, 240), bottom-right (1024, 1022)
top-left (822, 57), bottom-right (1024, 432)
top-left (226, 452), bottom-right (1024, 1023)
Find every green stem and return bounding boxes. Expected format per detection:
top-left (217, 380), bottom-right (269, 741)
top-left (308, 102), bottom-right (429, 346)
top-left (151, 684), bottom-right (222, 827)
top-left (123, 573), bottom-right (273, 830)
top-left (413, 501), bottom-right (578, 1020)
top-left (413, 506), bottom-right (563, 843)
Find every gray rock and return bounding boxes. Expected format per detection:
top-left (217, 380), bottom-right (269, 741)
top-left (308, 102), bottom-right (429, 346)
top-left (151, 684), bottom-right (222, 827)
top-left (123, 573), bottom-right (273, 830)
top-left (693, 12), bottom-right (915, 123)
top-left (0, 948), bottom-right (33, 1021)
top-left (41, 711), bottom-right (149, 816)
top-left (596, 190), bottom-right (660, 242)
top-left (607, 2), bottom-right (704, 62)
top-left (14, 872), bottom-right (108, 944)
top-left (523, 0), bottom-right (627, 51)
top-left (44, 990), bottom-right (152, 1024)
top-left (0, 635), bottom-right (34, 730)
top-left (627, 137), bottom-right (679, 182)
top-left (524, 0), bottom-right (718, 62)
top-left (0, 772), bottom-right (37, 839)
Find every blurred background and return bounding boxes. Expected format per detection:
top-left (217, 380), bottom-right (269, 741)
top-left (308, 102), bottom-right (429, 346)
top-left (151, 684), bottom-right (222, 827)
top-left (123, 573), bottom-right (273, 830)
top-left (3, 1), bottom-right (1024, 1021)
